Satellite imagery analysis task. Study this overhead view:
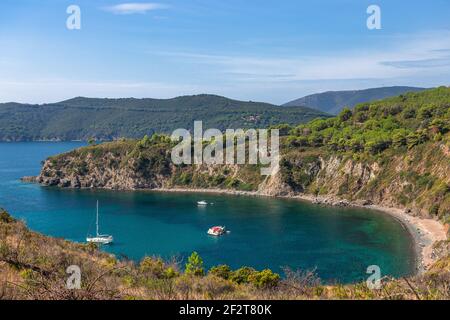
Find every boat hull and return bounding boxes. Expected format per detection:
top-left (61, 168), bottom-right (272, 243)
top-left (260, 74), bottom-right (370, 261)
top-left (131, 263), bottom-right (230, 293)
top-left (86, 236), bottom-right (113, 245)
top-left (207, 226), bottom-right (226, 236)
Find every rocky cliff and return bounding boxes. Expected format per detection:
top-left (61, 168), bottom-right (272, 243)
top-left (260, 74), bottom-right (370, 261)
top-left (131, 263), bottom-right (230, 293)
top-left (32, 137), bottom-right (450, 221)
top-left (30, 88), bottom-right (450, 223)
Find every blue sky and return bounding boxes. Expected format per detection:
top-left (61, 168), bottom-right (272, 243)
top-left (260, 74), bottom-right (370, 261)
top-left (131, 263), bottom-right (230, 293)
top-left (0, 0), bottom-right (449, 104)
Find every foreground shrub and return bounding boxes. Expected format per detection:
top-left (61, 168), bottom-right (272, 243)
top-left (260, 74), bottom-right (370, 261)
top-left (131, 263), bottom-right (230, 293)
top-left (229, 267), bottom-right (257, 284)
top-left (248, 269), bottom-right (280, 289)
top-left (209, 265), bottom-right (231, 280)
top-left (140, 257), bottom-right (165, 278)
top-left (140, 257), bottom-right (179, 279)
top-left (0, 209), bottom-right (14, 223)
top-left (185, 252), bottom-right (204, 276)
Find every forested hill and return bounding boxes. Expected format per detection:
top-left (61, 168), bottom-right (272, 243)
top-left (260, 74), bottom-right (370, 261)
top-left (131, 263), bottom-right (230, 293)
top-left (283, 86), bottom-right (427, 114)
top-left (0, 94), bottom-right (329, 141)
top-left (36, 87), bottom-right (450, 219)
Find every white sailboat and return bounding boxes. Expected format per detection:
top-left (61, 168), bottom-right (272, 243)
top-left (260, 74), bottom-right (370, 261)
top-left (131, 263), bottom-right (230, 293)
top-left (87, 201), bottom-right (113, 245)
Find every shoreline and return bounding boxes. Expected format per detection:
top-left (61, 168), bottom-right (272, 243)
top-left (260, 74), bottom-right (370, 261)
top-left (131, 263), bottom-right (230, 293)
top-left (364, 204), bottom-right (447, 273)
top-left (151, 187), bottom-right (448, 275)
top-left (20, 179), bottom-right (448, 275)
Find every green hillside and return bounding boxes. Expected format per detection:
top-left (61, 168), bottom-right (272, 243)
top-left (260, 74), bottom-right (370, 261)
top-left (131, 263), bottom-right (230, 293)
top-left (37, 87), bottom-right (450, 221)
top-left (283, 86), bottom-right (427, 114)
top-left (0, 95), bottom-right (329, 141)
top-left (284, 86), bottom-right (450, 154)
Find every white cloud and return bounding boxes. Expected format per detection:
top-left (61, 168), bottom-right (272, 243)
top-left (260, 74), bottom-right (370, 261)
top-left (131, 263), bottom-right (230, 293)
top-left (103, 3), bottom-right (169, 15)
top-left (154, 31), bottom-right (450, 83)
top-left (381, 57), bottom-right (450, 69)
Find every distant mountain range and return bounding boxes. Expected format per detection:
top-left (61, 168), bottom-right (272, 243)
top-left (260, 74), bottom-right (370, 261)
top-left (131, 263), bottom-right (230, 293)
top-left (0, 95), bottom-right (329, 141)
top-left (283, 86), bottom-right (427, 114)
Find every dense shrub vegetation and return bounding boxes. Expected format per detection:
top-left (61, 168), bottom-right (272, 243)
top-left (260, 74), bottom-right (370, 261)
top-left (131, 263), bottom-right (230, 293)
top-left (283, 87), bottom-right (450, 155)
top-left (276, 87), bottom-right (450, 220)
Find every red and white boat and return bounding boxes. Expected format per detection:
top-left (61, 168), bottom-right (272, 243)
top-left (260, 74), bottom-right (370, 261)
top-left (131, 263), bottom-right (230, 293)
top-left (207, 226), bottom-right (226, 236)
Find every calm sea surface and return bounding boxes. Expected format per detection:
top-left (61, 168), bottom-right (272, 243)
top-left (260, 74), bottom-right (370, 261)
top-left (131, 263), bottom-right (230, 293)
top-left (0, 142), bottom-right (416, 283)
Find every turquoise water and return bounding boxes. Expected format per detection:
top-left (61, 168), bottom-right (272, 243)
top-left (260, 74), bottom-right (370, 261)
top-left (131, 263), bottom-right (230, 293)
top-left (0, 142), bottom-right (416, 283)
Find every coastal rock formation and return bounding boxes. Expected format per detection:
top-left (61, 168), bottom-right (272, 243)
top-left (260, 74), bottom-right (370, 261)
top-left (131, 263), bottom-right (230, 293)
top-left (31, 88), bottom-right (450, 223)
top-left (32, 137), bottom-right (450, 221)
top-left (37, 153), bottom-right (163, 190)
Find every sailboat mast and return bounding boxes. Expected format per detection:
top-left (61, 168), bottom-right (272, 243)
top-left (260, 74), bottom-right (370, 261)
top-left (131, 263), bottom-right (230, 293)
top-left (96, 200), bottom-right (99, 237)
